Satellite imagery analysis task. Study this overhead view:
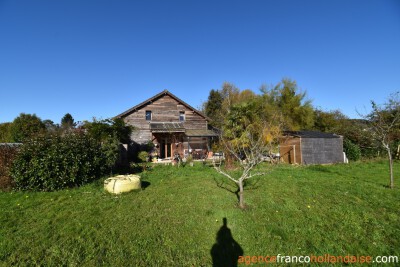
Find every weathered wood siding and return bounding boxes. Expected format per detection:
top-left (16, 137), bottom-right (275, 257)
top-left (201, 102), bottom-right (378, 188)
top-left (123, 95), bottom-right (207, 144)
top-left (279, 137), bottom-right (301, 164)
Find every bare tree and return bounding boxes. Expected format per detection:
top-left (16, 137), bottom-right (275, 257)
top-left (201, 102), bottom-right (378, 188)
top-left (213, 121), bottom-right (281, 209)
top-left (361, 92), bottom-right (400, 189)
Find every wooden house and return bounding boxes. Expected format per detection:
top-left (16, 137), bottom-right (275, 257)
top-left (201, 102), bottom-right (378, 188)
top-left (280, 131), bottom-right (344, 165)
top-left (114, 90), bottom-right (217, 159)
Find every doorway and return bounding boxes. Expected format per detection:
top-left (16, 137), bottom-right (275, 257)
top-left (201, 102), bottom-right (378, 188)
top-left (160, 142), bottom-right (172, 158)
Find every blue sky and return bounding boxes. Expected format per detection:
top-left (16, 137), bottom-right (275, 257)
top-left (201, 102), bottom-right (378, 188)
top-left (1, 0), bottom-right (399, 124)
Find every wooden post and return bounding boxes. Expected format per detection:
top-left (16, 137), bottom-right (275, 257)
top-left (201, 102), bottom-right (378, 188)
top-left (293, 145), bottom-right (296, 164)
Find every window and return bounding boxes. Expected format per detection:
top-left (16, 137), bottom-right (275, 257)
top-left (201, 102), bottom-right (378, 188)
top-left (146, 110), bottom-right (152, 121)
top-left (179, 111), bottom-right (185, 121)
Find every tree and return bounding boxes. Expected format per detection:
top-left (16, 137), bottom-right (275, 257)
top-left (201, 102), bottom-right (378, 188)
top-left (111, 118), bottom-right (133, 144)
top-left (237, 89), bottom-right (256, 103)
top-left (0, 123), bottom-right (13, 143)
top-left (61, 113), bottom-right (76, 130)
top-left (361, 93), bottom-right (400, 189)
top-left (313, 109), bottom-right (347, 133)
top-left (83, 118), bottom-right (133, 171)
top-left (204, 83), bottom-right (242, 129)
top-left (339, 119), bottom-right (378, 158)
top-left (10, 113), bottom-right (46, 142)
top-left (220, 82), bottom-right (241, 111)
top-left (213, 101), bottom-right (282, 209)
top-left (83, 118), bottom-right (132, 144)
top-left (43, 119), bottom-right (59, 132)
top-left (204, 89), bottom-right (224, 128)
top-left (261, 79), bottom-right (314, 130)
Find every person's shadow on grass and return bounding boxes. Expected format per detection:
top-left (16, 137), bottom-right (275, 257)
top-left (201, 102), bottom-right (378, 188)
top-left (211, 218), bottom-right (244, 267)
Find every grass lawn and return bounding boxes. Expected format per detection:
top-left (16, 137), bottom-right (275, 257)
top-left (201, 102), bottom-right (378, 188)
top-left (1, 160), bottom-right (399, 266)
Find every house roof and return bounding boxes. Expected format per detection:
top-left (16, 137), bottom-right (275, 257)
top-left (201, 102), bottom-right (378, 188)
top-left (149, 123), bottom-right (218, 136)
top-left (185, 129), bottom-right (218, 137)
top-left (150, 122), bottom-right (185, 133)
top-left (114, 90), bottom-right (209, 120)
top-left (283, 131), bottom-right (341, 138)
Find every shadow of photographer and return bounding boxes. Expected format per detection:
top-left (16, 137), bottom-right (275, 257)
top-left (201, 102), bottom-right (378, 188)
top-left (211, 218), bottom-right (244, 267)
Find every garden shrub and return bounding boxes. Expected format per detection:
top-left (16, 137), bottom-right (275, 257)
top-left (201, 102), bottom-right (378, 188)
top-left (83, 118), bottom-right (132, 168)
top-left (0, 144), bottom-right (20, 190)
top-left (100, 134), bottom-right (120, 172)
top-left (343, 138), bottom-right (361, 161)
top-left (138, 151), bottom-right (149, 171)
top-left (138, 151), bottom-right (149, 162)
top-left (11, 133), bottom-right (106, 191)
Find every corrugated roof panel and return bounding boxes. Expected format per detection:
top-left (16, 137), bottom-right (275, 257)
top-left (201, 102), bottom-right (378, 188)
top-left (185, 129), bottom-right (218, 137)
top-left (150, 122), bottom-right (185, 133)
top-left (283, 131), bottom-right (341, 138)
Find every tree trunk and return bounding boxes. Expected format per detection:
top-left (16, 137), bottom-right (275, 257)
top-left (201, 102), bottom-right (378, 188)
top-left (238, 180), bottom-right (245, 209)
top-left (387, 147), bottom-right (394, 189)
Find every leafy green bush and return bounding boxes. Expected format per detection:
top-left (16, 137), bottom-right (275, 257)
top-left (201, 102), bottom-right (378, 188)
top-left (138, 151), bottom-right (149, 162)
top-left (0, 122), bottom-right (13, 143)
top-left (83, 118), bottom-right (132, 169)
top-left (83, 118), bottom-right (132, 144)
top-left (343, 138), bottom-right (361, 161)
top-left (0, 144), bottom-right (20, 190)
top-left (101, 135), bottom-right (120, 172)
top-left (138, 151), bottom-right (149, 171)
top-left (11, 133), bottom-right (106, 191)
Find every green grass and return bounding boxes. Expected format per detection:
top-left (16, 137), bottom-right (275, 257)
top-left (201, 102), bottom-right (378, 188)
top-left (1, 160), bottom-right (399, 266)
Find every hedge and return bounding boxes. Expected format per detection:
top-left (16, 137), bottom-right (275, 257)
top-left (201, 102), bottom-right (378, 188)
top-left (0, 143), bottom-right (21, 190)
top-left (11, 133), bottom-right (107, 191)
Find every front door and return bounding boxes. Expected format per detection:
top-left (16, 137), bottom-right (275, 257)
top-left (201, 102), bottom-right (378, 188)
top-left (160, 142), bottom-right (172, 158)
